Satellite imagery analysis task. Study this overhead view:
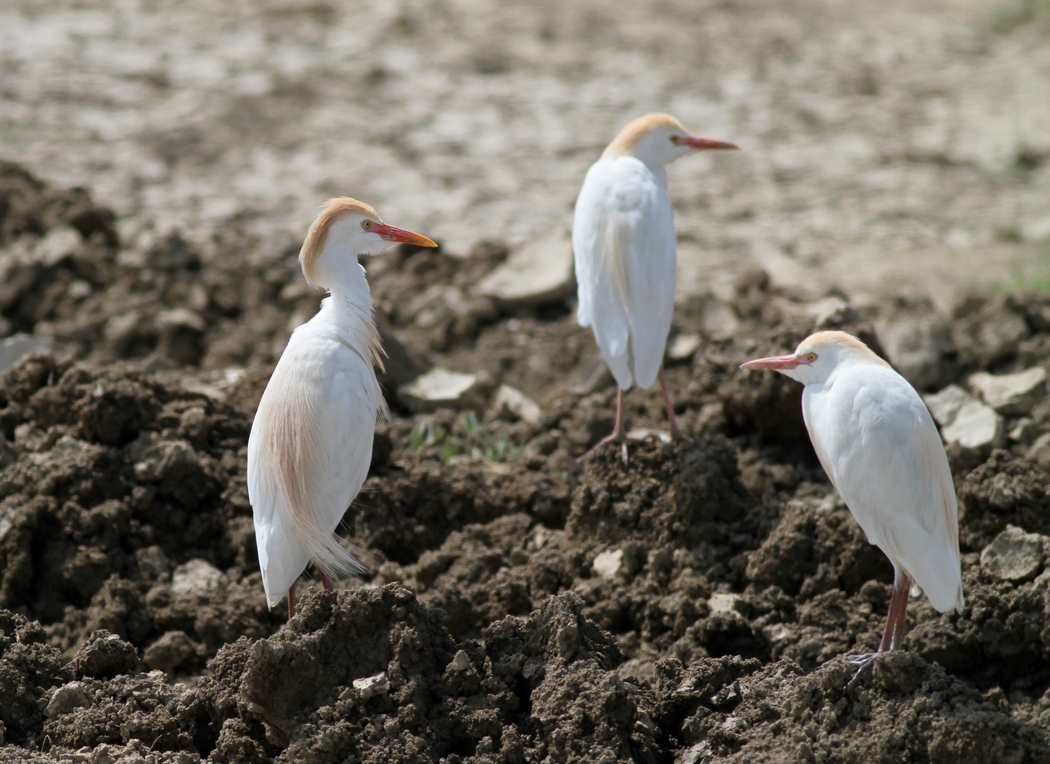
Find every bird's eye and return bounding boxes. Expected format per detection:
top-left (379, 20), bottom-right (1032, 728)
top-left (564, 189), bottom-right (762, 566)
top-left (670, 135), bottom-right (680, 144)
top-left (361, 220), bottom-right (373, 230)
top-left (806, 353), bottom-right (818, 362)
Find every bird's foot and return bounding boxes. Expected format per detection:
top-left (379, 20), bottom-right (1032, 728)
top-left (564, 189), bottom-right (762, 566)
top-left (844, 652), bottom-right (879, 689)
top-left (669, 424), bottom-right (693, 444)
top-left (578, 429), bottom-right (689, 465)
top-left (629, 428), bottom-right (694, 447)
top-left (577, 433), bottom-right (630, 465)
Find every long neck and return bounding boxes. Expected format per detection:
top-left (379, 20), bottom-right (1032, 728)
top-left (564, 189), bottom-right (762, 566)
top-left (316, 258), bottom-right (384, 370)
top-left (326, 259), bottom-right (372, 320)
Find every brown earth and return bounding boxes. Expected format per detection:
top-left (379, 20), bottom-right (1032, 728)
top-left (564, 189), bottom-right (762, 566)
top-left (0, 163), bottom-right (1049, 763)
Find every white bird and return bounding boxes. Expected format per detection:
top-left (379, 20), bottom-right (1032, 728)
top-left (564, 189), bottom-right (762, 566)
top-left (247, 197), bottom-right (437, 618)
top-left (741, 330), bottom-right (964, 666)
top-left (573, 113), bottom-right (739, 462)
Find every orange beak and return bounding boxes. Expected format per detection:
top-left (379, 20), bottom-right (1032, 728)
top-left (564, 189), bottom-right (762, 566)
top-left (740, 354), bottom-right (802, 371)
top-left (371, 222), bottom-right (438, 248)
top-left (684, 136), bottom-right (740, 151)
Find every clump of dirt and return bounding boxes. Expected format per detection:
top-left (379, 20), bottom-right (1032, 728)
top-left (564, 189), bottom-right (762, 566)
top-left (1, 164), bottom-right (1050, 761)
top-left (653, 651), bottom-right (1048, 762)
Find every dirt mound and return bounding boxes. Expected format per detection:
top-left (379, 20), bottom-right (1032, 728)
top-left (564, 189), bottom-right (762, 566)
top-left (1, 164), bottom-right (1050, 761)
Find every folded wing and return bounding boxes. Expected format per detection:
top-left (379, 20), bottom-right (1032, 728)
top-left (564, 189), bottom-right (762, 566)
top-left (247, 331), bottom-right (376, 607)
top-left (573, 157), bottom-right (677, 390)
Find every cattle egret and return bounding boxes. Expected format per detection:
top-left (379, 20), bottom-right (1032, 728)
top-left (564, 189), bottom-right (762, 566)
top-left (741, 331), bottom-right (964, 672)
top-left (247, 197), bottom-right (437, 618)
top-left (573, 113), bottom-right (739, 463)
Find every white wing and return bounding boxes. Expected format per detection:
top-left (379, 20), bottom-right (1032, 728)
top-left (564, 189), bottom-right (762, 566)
top-left (573, 157), bottom-right (677, 390)
top-left (803, 363), bottom-right (963, 613)
top-left (247, 320), bottom-right (376, 608)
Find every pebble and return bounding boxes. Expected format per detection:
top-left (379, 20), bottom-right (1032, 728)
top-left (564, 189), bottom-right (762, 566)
top-left (0, 334), bottom-right (53, 375)
top-left (45, 681), bottom-right (90, 718)
top-left (981, 525), bottom-right (1044, 582)
top-left (353, 672), bottom-right (390, 699)
top-left (1009, 418), bottom-right (1041, 446)
top-left (924, 385), bottom-right (1003, 450)
top-left (398, 367), bottom-right (482, 412)
top-left (475, 225), bottom-right (574, 306)
top-left (1026, 432), bottom-right (1050, 470)
top-left (708, 592), bottom-right (742, 615)
top-left (447, 650), bottom-right (472, 673)
top-left (130, 434), bottom-right (201, 483)
top-left (592, 549), bottom-right (624, 579)
top-left (32, 227), bottom-right (81, 266)
top-left (156, 307), bottom-right (206, 333)
top-left (490, 384), bottom-right (541, 424)
top-left (701, 301), bottom-right (740, 341)
top-left (668, 333), bottom-right (701, 361)
top-left (171, 559), bottom-right (227, 598)
top-left (877, 310), bottom-right (951, 391)
top-left (968, 367), bottom-right (1047, 416)
top-left (144, 630), bottom-right (196, 671)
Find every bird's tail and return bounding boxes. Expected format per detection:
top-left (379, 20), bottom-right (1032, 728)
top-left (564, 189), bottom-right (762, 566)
top-left (293, 506), bottom-right (371, 582)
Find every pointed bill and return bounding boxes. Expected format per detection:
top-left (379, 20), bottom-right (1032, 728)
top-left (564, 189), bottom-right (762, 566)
top-left (740, 354), bottom-right (801, 371)
top-left (371, 222), bottom-right (438, 247)
top-left (684, 136), bottom-right (740, 151)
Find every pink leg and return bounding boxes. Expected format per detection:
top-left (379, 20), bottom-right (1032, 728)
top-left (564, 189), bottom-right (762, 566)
top-left (577, 388), bottom-right (630, 465)
top-left (847, 569), bottom-right (912, 687)
top-left (879, 571), bottom-right (911, 652)
top-left (659, 367), bottom-right (686, 441)
top-left (321, 571), bottom-right (334, 591)
top-left (287, 583), bottom-right (297, 619)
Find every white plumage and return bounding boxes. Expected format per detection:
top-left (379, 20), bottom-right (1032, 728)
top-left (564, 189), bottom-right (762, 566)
top-left (573, 113), bottom-right (738, 460)
top-left (247, 197), bottom-right (436, 617)
top-left (742, 330), bottom-right (963, 656)
top-left (575, 157), bottom-right (677, 390)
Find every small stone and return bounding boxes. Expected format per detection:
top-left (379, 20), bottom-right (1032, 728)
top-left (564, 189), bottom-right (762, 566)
top-left (981, 526), bottom-right (1044, 582)
top-left (968, 367), bottom-right (1047, 416)
top-left (171, 559), bottom-right (227, 598)
top-left (178, 369), bottom-right (246, 401)
top-left (1010, 418), bottom-right (1041, 447)
top-left (701, 302), bottom-right (740, 341)
top-left (103, 311), bottom-right (144, 350)
top-left (156, 308), bottom-right (206, 333)
top-left (490, 384), bottom-right (541, 424)
top-left (592, 549), bottom-right (624, 579)
top-left (352, 671), bottom-right (390, 699)
top-left (33, 227), bottom-right (81, 266)
top-left (708, 592), bottom-right (741, 614)
top-left (90, 745), bottom-right (116, 764)
top-left (924, 385), bottom-right (1004, 450)
top-left (398, 368), bottom-right (481, 412)
top-left (1027, 432), bottom-right (1050, 470)
top-left (135, 545), bottom-right (170, 579)
top-left (0, 334), bottom-right (53, 375)
top-left (45, 682), bottom-right (90, 718)
top-left (810, 297), bottom-right (861, 328)
top-left (447, 650), bottom-right (471, 672)
top-left (877, 308), bottom-right (951, 391)
top-left (129, 434), bottom-right (201, 483)
top-left (476, 225), bottom-right (574, 306)
top-left (668, 333), bottom-right (701, 361)
top-left (144, 631), bottom-right (197, 671)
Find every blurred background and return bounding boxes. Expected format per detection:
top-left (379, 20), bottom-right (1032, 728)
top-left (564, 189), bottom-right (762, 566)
top-left (2, 0), bottom-right (1048, 310)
